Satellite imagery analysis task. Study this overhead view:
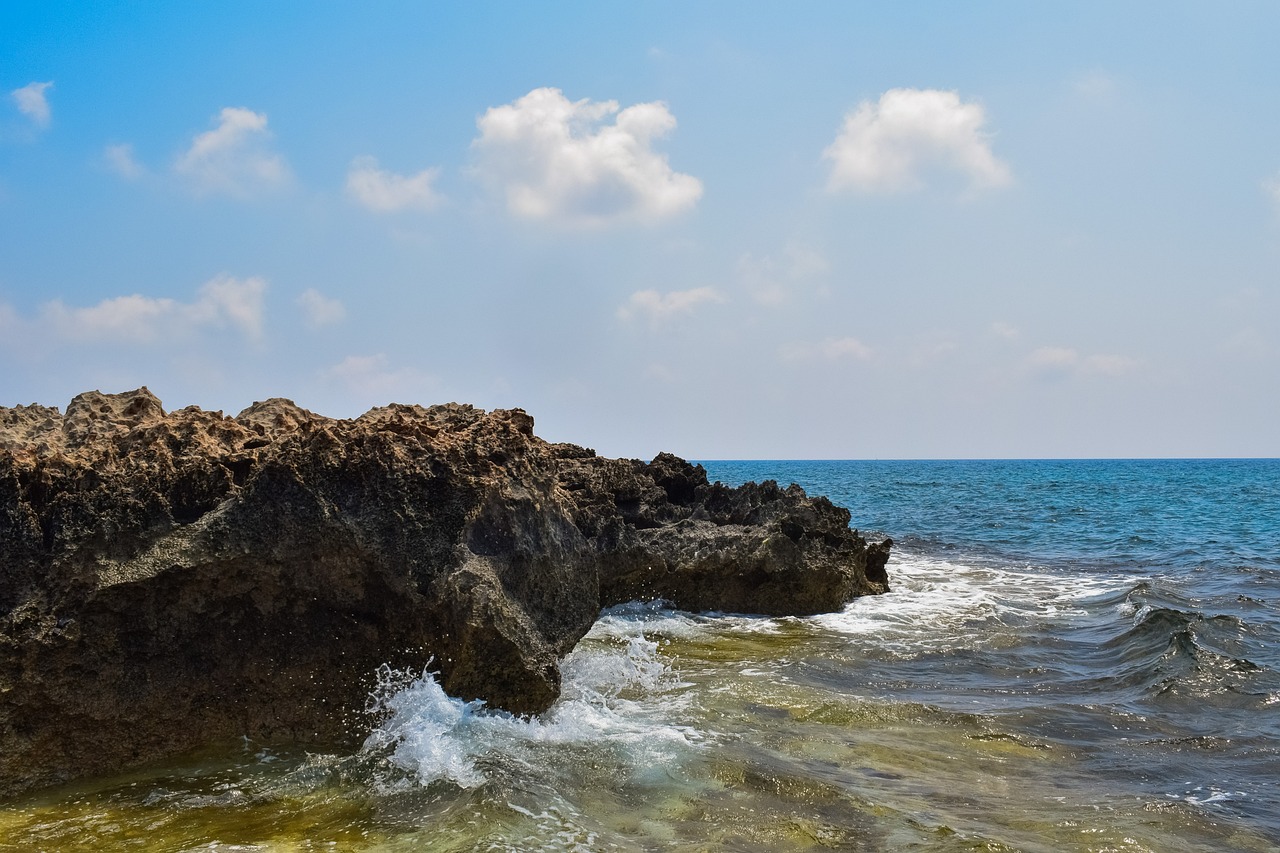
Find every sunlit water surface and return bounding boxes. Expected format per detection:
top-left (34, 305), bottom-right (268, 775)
top-left (2, 459), bottom-right (1277, 851)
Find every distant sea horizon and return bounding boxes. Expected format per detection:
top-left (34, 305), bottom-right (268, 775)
top-left (696, 455), bottom-right (1279, 461)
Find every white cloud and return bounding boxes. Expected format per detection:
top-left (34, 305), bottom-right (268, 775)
top-left (1083, 354), bottom-right (1138, 376)
top-left (780, 336), bottom-right (873, 363)
top-left (11, 81), bottom-right (52, 127)
top-left (1026, 346), bottom-right (1080, 378)
top-left (472, 87), bottom-right (702, 227)
top-left (824, 88), bottom-right (1012, 193)
top-left (821, 337), bottom-right (874, 360)
top-left (1026, 346), bottom-right (1136, 379)
top-left (322, 354), bottom-right (436, 400)
top-left (39, 275), bottom-right (266, 344)
top-left (617, 286), bottom-right (724, 325)
top-left (45, 294), bottom-right (176, 343)
top-left (296, 288), bottom-right (346, 328)
top-left (104, 143), bottom-right (144, 179)
top-left (346, 156), bottom-right (443, 212)
top-left (198, 275), bottom-right (266, 338)
top-left (174, 107), bottom-right (290, 197)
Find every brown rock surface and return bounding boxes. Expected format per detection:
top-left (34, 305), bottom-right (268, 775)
top-left (0, 388), bottom-right (890, 796)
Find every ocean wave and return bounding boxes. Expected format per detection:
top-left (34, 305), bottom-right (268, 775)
top-left (796, 554), bottom-right (1280, 724)
top-left (810, 554), bottom-right (1129, 658)
top-left (1092, 593), bottom-right (1277, 706)
top-left (361, 616), bottom-right (704, 792)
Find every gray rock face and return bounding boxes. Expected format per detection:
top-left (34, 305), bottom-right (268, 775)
top-left (0, 388), bottom-right (890, 796)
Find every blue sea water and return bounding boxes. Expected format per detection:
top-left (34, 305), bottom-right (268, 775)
top-left (702, 458), bottom-right (1280, 845)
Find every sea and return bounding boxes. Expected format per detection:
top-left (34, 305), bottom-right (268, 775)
top-left (1, 459), bottom-right (1277, 852)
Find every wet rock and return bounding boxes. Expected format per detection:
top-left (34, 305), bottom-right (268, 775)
top-left (0, 389), bottom-right (890, 796)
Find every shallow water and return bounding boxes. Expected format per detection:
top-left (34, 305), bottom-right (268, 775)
top-left (2, 459), bottom-right (1277, 851)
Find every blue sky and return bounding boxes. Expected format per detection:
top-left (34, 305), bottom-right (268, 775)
top-left (2, 2), bottom-right (1277, 458)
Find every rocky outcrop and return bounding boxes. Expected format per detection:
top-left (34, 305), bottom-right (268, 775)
top-left (0, 388), bottom-right (890, 796)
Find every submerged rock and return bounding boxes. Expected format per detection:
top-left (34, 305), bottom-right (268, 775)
top-left (0, 388), bottom-right (890, 796)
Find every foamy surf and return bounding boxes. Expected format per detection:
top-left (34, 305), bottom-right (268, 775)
top-left (812, 553), bottom-right (1132, 656)
top-left (361, 610), bottom-right (704, 792)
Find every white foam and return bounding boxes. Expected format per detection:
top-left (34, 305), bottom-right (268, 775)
top-left (812, 553), bottom-right (1130, 656)
top-left (590, 600), bottom-right (709, 641)
top-left (592, 599), bottom-right (788, 638)
top-left (362, 617), bottom-right (702, 790)
top-left (1171, 786), bottom-right (1248, 807)
top-left (361, 669), bottom-right (490, 788)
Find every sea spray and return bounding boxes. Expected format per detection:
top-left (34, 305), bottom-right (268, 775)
top-left (361, 610), bottom-right (704, 793)
top-left (362, 664), bottom-right (490, 789)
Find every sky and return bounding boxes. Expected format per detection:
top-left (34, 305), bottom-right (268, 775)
top-left (1, 2), bottom-right (1277, 459)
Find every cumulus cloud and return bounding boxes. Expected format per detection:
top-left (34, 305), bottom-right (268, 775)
top-left (617, 286), bottom-right (724, 325)
top-left (174, 107), bottom-right (289, 197)
top-left (1026, 346), bottom-right (1136, 379)
top-left (104, 143), bottom-right (144, 179)
top-left (39, 275), bottom-right (266, 344)
top-left (11, 81), bottom-right (53, 127)
top-left (346, 156), bottom-right (442, 212)
top-left (824, 88), bottom-right (1011, 193)
top-left (780, 336), bottom-right (873, 363)
top-left (296, 288), bottom-right (346, 328)
top-left (472, 87), bottom-right (702, 227)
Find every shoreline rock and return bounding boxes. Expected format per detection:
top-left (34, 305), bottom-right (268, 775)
top-left (0, 388), bottom-right (890, 796)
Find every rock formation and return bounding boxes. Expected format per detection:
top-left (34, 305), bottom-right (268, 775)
top-left (0, 388), bottom-right (890, 796)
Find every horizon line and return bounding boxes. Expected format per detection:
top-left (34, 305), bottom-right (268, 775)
top-left (690, 456), bottom-right (1280, 463)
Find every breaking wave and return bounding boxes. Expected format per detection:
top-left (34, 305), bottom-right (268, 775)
top-left (361, 606), bottom-right (703, 792)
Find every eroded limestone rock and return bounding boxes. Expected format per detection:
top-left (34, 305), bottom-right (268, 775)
top-left (0, 388), bottom-right (890, 796)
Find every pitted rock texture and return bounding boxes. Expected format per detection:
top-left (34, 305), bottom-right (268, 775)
top-left (0, 388), bottom-right (890, 796)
